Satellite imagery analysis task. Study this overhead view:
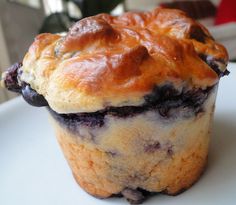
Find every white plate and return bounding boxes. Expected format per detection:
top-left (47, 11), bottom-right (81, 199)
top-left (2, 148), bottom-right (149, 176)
top-left (0, 63), bottom-right (236, 205)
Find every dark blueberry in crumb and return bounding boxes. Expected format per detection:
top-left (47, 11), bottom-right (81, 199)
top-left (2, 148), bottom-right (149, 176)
top-left (106, 106), bottom-right (144, 118)
top-left (159, 84), bottom-right (180, 100)
top-left (222, 69), bottom-right (230, 76)
top-left (198, 54), bottom-right (229, 77)
top-left (144, 84), bottom-right (180, 106)
top-left (144, 141), bottom-right (161, 153)
top-left (183, 88), bottom-right (207, 107)
top-left (73, 113), bottom-right (105, 127)
top-left (106, 150), bottom-right (118, 157)
top-left (4, 62), bottom-right (22, 93)
top-left (22, 85), bottom-right (48, 107)
top-left (121, 188), bottom-right (145, 204)
top-left (167, 146), bottom-right (174, 156)
top-left (144, 86), bottom-right (160, 105)
top-left (189, 25), bottom-right (208, 43)
top-left (158, 106), bottom-right (170, 117)
top-left (136, 188), bottom-right (152, 197)
top-left (49, 84), bottom-right (215, 132)
top-left (48, 108), bottom-right (105, 130)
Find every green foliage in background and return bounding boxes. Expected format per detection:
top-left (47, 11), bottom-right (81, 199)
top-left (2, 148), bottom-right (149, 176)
top-left (40, 0), bottom-right (124, 33)
top-left (70, 0), bottom-right (124, 17)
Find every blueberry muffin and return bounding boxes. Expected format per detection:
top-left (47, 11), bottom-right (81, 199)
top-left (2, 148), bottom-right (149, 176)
top-left (1, 8), bottom-right (229, 204)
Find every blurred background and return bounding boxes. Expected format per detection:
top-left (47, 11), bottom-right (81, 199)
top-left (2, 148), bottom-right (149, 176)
top-left (0, 0), bottom-right (235, 103)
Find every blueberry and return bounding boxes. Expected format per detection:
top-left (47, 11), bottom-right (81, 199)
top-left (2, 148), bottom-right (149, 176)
top-left (189, 25), bottom-right (208, 43)
top-left (21, 85), bottom-right (48, 107)
top-left (48, 108), bottom-right (105, 132)
top-left (4, 62), bottom-right (22, 93)
top-left (121, 188), bottom-right (145, 204)
top-left (198, 54), bottom-right (229, 77)
top-left (144, 141), bottom-right (161, 153)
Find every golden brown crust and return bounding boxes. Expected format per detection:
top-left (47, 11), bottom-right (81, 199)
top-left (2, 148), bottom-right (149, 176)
top-left (21, 8), bottom-right (228, 113)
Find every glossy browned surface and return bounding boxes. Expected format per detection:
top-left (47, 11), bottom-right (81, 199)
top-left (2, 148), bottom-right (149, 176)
top-left (21, 8), bottom-right (228, 113)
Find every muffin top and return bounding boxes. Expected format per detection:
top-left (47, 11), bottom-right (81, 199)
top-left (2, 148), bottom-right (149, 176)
top-left (19, 8), bottom-right (228, 113)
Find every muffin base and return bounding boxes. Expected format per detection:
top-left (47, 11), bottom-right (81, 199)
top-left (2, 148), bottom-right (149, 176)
top-left (49, 87), bottom-right (217, 201)
top-left (54, 126), bottom-right (208, 198)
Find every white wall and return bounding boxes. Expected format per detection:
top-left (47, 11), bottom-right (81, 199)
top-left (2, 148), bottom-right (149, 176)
top-left (0, 1), bottom-right (45, 64)
top-left (125, 0), bottom-right (221, 11)
top-left (125, 0), bottom-right (168, 11)
top-left (0, 1), bottom-right (45, 103)
top-left (0, 19), bottom-right (12, 103)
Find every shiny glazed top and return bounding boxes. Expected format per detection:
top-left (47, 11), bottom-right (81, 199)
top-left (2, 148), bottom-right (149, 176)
top-left (20, 8), bottom-right (228, 113)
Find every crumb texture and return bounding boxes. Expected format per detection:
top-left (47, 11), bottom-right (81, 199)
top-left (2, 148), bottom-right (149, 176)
top-left (50, 89), bottom-right (217, 200)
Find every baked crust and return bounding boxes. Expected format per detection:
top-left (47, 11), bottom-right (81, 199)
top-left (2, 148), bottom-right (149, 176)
top-left (20, 8), bottom-right (228, 113)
